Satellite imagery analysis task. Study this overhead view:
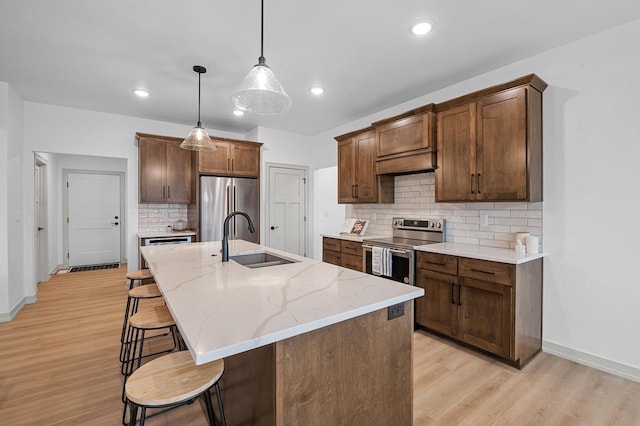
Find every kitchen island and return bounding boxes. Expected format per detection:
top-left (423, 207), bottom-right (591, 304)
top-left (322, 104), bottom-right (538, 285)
top-left (141, 240), bottom-right (422, 425)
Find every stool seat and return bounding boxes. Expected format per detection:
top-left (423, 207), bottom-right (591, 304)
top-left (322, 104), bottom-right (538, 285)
top-left (128, 283), bottom-right (161, 299)
top-left (126, 269), bottom-right (153, 281)
top-left (129, 305), bottom-right (175, 330)
top-left (126, 352), bottom-right (224, 406)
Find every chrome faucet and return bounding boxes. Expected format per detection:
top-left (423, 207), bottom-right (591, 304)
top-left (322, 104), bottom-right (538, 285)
top-left (222, 211), bottom-right (256, 262)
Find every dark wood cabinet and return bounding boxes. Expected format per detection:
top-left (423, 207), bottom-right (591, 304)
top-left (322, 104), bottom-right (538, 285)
top-left (416, 251), bottom-right (542, 369)
top-left (372, 104), bottom-right (437, 175)
top-left (197, 139), bottom-right (261, 177)
top-left (436, 74), bottom-right (547, 202)
top-left (137, 133), bottom-right (194, 204)
top-left (322, 237), bottom-right (363, 272)
top-left (336, 127), bottom-right (393, 204)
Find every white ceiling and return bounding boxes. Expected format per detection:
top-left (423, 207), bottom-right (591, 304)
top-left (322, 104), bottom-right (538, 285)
top-left (2, 1), bottom-right (640, 136)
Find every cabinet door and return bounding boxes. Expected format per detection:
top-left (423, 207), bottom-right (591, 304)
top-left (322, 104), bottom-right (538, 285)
top-left (323, 249), bottom-right (340, 266)
top-left (139, 139), bottom-right (166, 203)
top-left (458, 277), bottom-right (512, 358)
top-left (354, 130), bottom-right (377, 202)
top-left (340, 253), bottom-right (362, 271)
top-left (198, 141), bottom-right (232, 175)
top-left (376, 114), bottom-right (425, 157)
top-left (436, 103), bottom-right (476, 202)
top-left (415, 269), bottom-right (458, 336)
top-left (476, 87), bottom-right (527, 201)
top-left (165, 141), bottom-right (193, 203)
top-left (231, 143), bottom-right (261, 177)
top-left (337, 138), bottom-right (356, 203)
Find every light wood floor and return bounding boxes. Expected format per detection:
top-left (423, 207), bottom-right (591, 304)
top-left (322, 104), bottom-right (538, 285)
top-left (1, 266), bottom-right (639, 425)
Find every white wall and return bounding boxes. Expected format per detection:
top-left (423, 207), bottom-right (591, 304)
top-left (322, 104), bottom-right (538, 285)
top-left (18, 102), bottom-right (243, 304)
top-left (312, 166), bottom-right (344, 259)
top-left (311, 19), bottom-right (640, 380)
top-left (0, 83), bottom-right (9, 316)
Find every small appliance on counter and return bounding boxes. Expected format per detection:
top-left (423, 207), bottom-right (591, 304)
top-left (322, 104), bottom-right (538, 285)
top-left (173, 219), bottom-right (188, 231)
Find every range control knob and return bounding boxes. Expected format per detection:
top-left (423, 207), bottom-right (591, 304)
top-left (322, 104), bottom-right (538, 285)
top-left (429, 222), bottom-right (435, 228)
top-left (436, 222), bottom-right (442, 228)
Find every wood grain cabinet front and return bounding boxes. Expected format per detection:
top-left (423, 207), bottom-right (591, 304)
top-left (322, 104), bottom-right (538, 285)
top-left (436, 74), bottom-right (547, 202)
top-left (322, 237), bottom-right (363, 272)
top-left (416, 251), bottom-right (542, 369)
top-left (137, 133), bottom-right (194, 204)
top-left (335, 127), bottom-right (394, 204)
top-left (197, 139), bottom-right (262, 177)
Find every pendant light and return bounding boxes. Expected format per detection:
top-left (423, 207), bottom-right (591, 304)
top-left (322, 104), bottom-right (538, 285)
top-left (180, 65), bottom-right (217, 151)
top-left (231, 0), bottom-right (291, 114)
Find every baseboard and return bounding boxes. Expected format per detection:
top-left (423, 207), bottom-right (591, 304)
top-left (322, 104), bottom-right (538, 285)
top-left (0, 295), bottom-right (37, 323)
top-left (543, 340), bottom-right (640, 383)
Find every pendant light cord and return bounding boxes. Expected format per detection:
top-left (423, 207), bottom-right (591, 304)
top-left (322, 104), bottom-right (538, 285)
top-left (197, 70), bottom-right (202, 127)
top-left (260, 0), bottom-right (264, 60)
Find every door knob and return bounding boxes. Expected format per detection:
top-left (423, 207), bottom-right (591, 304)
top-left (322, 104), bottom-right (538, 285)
top-left (37, 227), bottom-right (44, 231)
top-left (114, 216), bottom-right (119, 219)
top-left (270, 226), bottom-right (279, 230)
top-left (111, 222), bottom-right (119, 226)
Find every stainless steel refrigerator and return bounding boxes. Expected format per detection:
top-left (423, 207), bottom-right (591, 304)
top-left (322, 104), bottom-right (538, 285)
top-left (200, 176), bottom-right (260, 243)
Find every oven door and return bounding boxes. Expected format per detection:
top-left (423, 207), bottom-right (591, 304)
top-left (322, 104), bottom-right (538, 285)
top-left (362, 244), bottom-right (414, 285)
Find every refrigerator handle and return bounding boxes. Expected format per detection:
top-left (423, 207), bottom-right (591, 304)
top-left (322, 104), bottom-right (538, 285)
top-left (233, 185), bottom-right (238, 238)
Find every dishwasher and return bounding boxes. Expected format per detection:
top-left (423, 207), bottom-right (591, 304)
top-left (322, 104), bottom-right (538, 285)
top-left (140, 235), bottom-right (193, 268)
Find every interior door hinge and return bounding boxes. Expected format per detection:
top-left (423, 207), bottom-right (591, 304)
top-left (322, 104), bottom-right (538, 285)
top-left (67, 217), bottom-right (69, 224)
top-left (304, 216), bottom-right (307, 222)
top-left (67, 252), bottom-right (69, 259)
top-left (66, 181), bottom-right (69, 188)
top-left (302, 178), bottom-right (306, 184)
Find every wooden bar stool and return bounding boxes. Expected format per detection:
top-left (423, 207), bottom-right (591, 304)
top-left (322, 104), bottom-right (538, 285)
top-left (126, 269), bottom-right (154, 290)
top-left (119, 284), bottom-right (163, 365)
top-left (125, 352), bottom-right (226, 426)
top-left (121, 305), bottom-right (180, 379)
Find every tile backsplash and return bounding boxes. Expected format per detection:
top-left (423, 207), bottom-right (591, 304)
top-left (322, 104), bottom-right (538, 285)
top-left (138, 204), bottom-right (188, 233)
top-left (348, 172), bottom-right (542, 250)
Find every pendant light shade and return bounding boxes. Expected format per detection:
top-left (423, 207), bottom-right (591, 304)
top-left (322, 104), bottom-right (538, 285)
top-left (181, 65), bottom-right (217, 151)
top-left (231, 0), bottom-right (291, 114)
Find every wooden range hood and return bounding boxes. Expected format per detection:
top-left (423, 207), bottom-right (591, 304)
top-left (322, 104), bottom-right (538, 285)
top-left (372, 103), bottom-right (436, 175)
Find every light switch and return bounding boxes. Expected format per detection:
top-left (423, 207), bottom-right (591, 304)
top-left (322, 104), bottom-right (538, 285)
top-left (480, 214), bottom-right (489, 225)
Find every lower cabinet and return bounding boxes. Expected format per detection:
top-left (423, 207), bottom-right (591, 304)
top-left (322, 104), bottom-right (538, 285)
top-left (416, 252), bottom-right (542, 368)
top-left (322, 237), bottom-right (363, 272)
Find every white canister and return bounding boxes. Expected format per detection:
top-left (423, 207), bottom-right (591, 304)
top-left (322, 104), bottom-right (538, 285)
top-left (515, 232), bottom-right (530, 246)
top-left (525, 236), bottom-right (539, 254)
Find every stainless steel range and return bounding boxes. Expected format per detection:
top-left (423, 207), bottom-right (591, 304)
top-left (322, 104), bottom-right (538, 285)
top-left (362, 217), bottom-right (445, 285)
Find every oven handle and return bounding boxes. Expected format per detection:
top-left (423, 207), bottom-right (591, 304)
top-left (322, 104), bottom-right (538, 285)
top-left (362, 244), bottom-right (410, 255)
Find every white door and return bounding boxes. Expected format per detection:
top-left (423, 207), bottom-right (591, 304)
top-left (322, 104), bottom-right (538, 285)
top-left (34, 159), bottom-right (49, 282)
top-left (267, 165), bottom-right (307, 256)
top-left (67, 173), bottom-right (121, 266)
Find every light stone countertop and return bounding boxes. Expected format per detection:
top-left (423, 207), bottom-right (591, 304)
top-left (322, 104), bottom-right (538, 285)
top-left (414, 242), bottom-right (546, 264)
top-left (321, 233), bottom-right (388, 243)
top-left (141, 240), bottom-right (423, 365)
top-left (137, 230), bottom-right (196, 239)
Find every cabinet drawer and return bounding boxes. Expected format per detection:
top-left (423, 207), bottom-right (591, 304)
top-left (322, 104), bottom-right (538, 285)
top-left (323, 249), bottom-right (341, 266)
top-left (341, 240), bottom-right (363, 256)
top-left (416, 252), bottom-right (458, 275)
top-left (459, 258), bottom-right (514, 286)
top-left (323, 238), bottom-right (341, 251)
top-left (340, 253), bottom-right (363, 272)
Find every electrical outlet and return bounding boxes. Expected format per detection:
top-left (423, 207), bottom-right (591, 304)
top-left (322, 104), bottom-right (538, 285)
top-left (480, 214), bottom-right (489, 225)
top-left (388, 303), bottom-right (405, 320)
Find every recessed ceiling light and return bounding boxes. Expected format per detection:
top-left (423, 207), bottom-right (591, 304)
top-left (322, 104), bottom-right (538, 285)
top-left (411, 21), bottom-right (433, 36)
top-left (133, 89), bottom-right (150, 98)
top-left (310, 87), bottom-right (324, 95)
top-left (233, 110), bottom-right (244, 117)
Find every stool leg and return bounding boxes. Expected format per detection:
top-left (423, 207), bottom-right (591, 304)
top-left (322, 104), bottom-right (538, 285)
top-left (203, 389), bottom-right (217, 426)
top-left (139, 407), bottom-right (147, 426)
top-left (124, 401), bottom-right (137, 426)
top-left (214, 382), bottom-right (227, 426)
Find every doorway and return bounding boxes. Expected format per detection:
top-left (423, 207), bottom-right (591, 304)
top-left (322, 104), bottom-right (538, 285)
top-left (265, 164), bottom-right (308, 256)
top-left (63, 170), bottom-right (125, 267)
top-left (34, 155), bottom-right (49, 283)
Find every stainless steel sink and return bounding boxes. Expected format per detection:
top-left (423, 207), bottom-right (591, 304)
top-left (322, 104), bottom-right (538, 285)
top-left (230, 252), bottom-right (298, 268)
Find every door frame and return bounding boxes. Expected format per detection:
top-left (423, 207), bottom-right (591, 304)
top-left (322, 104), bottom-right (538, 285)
top-left (62, 169), bottom-right (126, 268)
top-left (34, 154), bottom-right (49, 283)
top-left (265, 163), bottom-right (309, 257)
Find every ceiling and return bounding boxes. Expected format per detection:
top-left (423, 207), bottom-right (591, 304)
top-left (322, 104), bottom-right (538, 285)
top-left (2, 1), bottom-right (640, 136)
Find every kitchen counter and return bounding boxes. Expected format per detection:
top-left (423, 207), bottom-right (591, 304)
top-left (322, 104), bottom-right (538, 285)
top-left (141, 240), bottom-right (419, 424)
top-left (414, 242), bottom-right (546, 264)
top-left (141, 240), bottom-right (422, 364)
top-left (321, 233), bottom-right (387, 242)
top-left (137, 230), bottom-right (196, 239)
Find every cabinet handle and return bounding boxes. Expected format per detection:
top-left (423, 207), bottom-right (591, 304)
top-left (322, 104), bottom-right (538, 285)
top-left (231, 158), bottom-right (234, 171)
top-left (451, 283), bottom-right (455, 305)
top-left (470, 174), bottom-right (475, 194)
top-left (162, 186), bottom-right (166, 199)
top-left (470, 268), bottom-right (495, 275)
top-left (458, 284), bottom-right (462, 306)
top-left (477, 173), bottom-right (481, 194)
top-left (228, 158), bottom-right (230, 171)
top-left (428, 261), bottom-right (445, 266)
top-left (167, 186), bottom-right (170, 199)
top-left (355, 184), bottom-right (359, 198)
top-left (351, 184), bottom-right (355, 198)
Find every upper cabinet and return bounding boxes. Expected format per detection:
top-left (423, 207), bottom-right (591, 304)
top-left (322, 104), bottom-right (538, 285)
top-left (197, 139), bottom-right (262, 177)
top-left (137, 133), bottom-right (194, 204)
top-left (436, 74), bottom-right (547, 202)
top-left (372, 104), bottom-right (436, 175)
top-left (336, 127), bottom-right (393, 204)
